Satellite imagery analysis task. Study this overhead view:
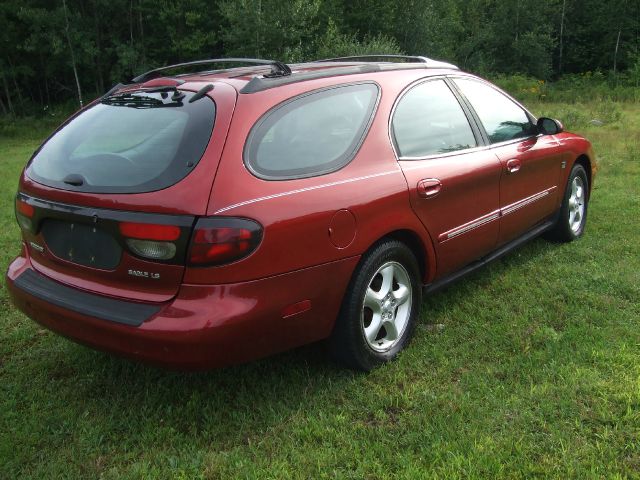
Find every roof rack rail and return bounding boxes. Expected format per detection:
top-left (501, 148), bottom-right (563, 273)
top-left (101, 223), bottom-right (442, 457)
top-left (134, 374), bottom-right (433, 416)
top-left (316, 54), bottom-right (458, 69)
top-left (132, 58), bottom-right (292, 83)
top-left (317, 55), bottom-right (430, 63)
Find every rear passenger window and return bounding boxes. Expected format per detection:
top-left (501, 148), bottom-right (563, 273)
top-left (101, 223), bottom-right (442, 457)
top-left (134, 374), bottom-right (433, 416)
top-left (454, 78), bottom-right (536, 144)
top-left (392, 79), bottom-right (476, 158)
top-left (245, 83), bottom-right (378, 179)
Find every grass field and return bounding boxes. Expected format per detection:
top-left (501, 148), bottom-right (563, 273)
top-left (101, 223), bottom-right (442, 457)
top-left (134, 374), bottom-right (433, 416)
top-left (1, 100), bottom-right (639, 479)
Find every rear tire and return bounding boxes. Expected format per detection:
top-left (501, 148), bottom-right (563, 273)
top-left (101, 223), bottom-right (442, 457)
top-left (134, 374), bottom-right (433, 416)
top-left (545, 163), bottom-right (589, 242)
top-left (329, 240), bottom-right (422, 371)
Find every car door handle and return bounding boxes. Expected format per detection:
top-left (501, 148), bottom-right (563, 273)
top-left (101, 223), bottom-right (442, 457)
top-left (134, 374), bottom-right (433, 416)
top-left (506, 158), bottom-right (521, 174)
top-left (417, 178), bottom-right (442, 198)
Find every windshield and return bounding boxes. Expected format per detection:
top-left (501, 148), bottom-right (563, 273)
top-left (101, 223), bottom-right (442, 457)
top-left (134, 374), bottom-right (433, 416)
top-left (27, 89), bottom-right (216, 193)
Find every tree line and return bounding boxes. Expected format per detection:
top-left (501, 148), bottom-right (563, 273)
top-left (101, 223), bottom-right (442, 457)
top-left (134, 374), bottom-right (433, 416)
top-left (1, 0), bottom-right (638, 116)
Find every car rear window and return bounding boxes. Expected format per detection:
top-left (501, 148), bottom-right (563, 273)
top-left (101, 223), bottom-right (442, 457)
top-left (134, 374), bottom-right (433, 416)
top-left (244, 83), bottom-right (379, 180)
top-left (26, 89), bottom-right (216, 193)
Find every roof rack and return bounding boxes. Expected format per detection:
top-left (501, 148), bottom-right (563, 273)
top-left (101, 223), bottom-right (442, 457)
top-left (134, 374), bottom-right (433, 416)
top-left (316, 54), bottom-right (458, 69)
top-left (132, 58), bottom-right (292, 83)
top-left (318, 55), bottom-right (430, 63)
top-left (240, 55), bottom-right (460, 94)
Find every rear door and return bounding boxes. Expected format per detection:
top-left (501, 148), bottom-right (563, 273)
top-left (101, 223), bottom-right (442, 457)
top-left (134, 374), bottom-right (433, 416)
top-left (392, 78), bottom-right (502, 277)
top-left (17, 82), bottom-right (237, 302)
top-left (451, 78), bottom-right (562, 245)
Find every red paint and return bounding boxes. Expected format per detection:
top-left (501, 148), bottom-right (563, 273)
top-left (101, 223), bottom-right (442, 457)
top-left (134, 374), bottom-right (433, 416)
top-left (6, 63), bottom-right (595, 369)
top-left (282, 299), bottom-right (312, 318)
top-left (140, 78), bottom-right (184, 88)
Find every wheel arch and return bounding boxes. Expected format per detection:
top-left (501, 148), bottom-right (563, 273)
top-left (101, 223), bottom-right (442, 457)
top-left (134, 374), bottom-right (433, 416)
top-left (363, 228), bottom-right (436, 284)
top-left (574, 154), bottom-right (593, 196)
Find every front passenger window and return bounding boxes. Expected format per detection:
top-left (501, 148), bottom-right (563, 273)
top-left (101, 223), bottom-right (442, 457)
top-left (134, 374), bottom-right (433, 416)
top-left (454, 78), bottom-right (536, 144)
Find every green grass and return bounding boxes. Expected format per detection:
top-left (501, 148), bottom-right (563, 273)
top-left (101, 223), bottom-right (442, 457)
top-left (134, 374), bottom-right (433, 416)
top-left (1, 102), bottom-right (639, 479)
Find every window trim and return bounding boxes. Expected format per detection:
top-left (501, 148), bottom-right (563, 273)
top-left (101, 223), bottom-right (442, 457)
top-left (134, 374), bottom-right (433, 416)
top-left (243, 81), bottom-right (381, 181)
top-left (447, 75), bottom-right (540, 148)
top-left (388, 76), bottom-right (484, 161)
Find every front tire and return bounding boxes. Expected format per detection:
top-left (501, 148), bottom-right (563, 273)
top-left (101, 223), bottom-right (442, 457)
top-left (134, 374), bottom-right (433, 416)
top-left (545, 163), bottom-right (589, 242)
top-left (329, 240), bottom-right (422, 371)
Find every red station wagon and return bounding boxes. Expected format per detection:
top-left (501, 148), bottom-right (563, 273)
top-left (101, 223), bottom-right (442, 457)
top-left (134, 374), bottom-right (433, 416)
top-left (6, 55), bottom-right (595, 371)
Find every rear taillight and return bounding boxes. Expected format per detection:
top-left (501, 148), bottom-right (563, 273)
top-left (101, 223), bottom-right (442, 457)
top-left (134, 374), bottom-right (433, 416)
top-left (119, 222), bottom-right (181, 241)
top-left (188, 217), bottom-right (262, 266)
top-left (15, 198), bottom-right (34, 231)
top-left (119, 222), bottom-right (181, 261)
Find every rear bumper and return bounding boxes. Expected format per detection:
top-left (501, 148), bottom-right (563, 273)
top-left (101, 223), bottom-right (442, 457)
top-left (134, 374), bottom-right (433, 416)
top-left (13, 268), bottom-right (159, 326)
top-left (6, 251), bottom-right (359, 370)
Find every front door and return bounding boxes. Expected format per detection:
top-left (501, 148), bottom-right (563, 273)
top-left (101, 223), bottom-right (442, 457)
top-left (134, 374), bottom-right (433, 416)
top-left (451, 78), bottom-right (562, 245)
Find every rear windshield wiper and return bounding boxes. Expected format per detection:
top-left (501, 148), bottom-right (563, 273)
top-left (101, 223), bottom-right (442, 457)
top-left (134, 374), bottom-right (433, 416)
top-left (63, 173), bottom-right (86, 186)
top-left (189, 84), bottom-right (214, 103)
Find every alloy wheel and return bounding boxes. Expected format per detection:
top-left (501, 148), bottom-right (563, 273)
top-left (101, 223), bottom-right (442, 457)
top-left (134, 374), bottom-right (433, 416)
top-left (568, 176), bottom-right (586, 233)
top-left (361, 261), bottom-right (412, 352)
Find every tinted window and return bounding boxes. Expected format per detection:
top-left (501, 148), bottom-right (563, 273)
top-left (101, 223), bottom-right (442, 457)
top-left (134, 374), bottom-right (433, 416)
top-left (245, 83), bottom-right (378, 179)
top-left (454, 78), bottom-right (536, 144)
top-left (392, 79), bottom-right (476, 158)
top-left (27, 90), bottom-right (215, 193)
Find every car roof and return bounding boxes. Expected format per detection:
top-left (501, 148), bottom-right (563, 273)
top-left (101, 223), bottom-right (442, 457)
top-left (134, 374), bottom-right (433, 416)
top-left (129, 57), bottom-right (462, 95)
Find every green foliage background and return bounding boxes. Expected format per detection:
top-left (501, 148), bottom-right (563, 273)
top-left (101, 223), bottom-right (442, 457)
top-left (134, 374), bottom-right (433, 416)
top-left (1, 0), bottom-right (639, 115)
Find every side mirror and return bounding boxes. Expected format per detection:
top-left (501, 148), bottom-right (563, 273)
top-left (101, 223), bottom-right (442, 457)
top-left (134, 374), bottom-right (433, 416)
top-left (537, 117), bottom-right (563, 135)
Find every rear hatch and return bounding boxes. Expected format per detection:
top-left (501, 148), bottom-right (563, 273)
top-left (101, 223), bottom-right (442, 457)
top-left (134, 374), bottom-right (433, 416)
top-left (16, 81), bottom-right (237, 302)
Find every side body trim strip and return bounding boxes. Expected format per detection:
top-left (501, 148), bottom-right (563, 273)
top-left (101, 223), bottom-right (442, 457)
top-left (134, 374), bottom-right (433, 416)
top-left (501, 187), bottom-right (556, 217)
top-left (438, 186), bottom-right (556, 243)
top-left (214, 170), bottom-right (398, 214)
top-left (439, 211), bottom-right (500, 242)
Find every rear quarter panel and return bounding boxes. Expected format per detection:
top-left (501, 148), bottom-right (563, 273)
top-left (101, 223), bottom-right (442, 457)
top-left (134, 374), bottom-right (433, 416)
top-left (185, 71), bottom-right (442, 285)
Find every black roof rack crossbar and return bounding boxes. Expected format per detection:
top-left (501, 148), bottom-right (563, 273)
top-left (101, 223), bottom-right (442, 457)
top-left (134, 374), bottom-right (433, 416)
top-left (132, 58), bottom-right (292, 83)
top-left (240, 64), bottom-right (382, 94)
top-left (317, 55), bottom-right (431, 63)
